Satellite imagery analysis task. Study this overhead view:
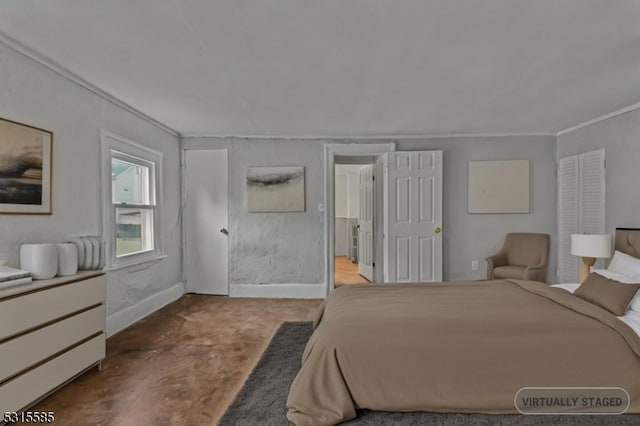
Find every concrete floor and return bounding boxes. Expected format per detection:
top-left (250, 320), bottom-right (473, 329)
top-left (30, 295), bottom-right (322, 425)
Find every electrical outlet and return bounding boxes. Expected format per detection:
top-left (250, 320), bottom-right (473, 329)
top-left (471, 260), bottom-right (479, 271)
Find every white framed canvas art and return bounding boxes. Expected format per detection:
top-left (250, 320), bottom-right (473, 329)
top-left (468, 160), bottom-right (530, 214)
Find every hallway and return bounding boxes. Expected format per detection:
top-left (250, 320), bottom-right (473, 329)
top-left (334, 256), bottom-right (370, 287)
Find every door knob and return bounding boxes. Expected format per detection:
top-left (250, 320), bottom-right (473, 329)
top-left (434, 226), bottom-right (441, 234)
top-left (220, 228), bottom-right (229, 235)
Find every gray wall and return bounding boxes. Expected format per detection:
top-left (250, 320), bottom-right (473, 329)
top-left (184, 135), bottom-right (557, 285)
top-left (183, 138), bottom-right (325, 285)
top-left (335, 217), bottom-right (348, 257)
top-left (0, 43), bottom-right (182, 317)
top-left (396, 136), bottom-right (557, 282)
top-left (334, 174), bottom-right (348, 256)
top-left (557, 107), bottom-right (640, 239)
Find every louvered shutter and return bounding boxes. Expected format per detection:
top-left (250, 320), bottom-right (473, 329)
top-left (579, 149), bottom-right (606, 235)
top-left (557, 149), bottom-right (606, 283)
top-left (558, 156), bottom-right (580, 283)
top-left (579, 149), bottom-right (606, 269)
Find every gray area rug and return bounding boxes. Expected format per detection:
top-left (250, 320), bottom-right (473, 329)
top-left (219, 322), bottom-right (638, 425)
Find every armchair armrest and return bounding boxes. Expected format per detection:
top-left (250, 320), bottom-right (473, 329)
top-left (485, 252), bottom-right (508, 280)
top-left (523, 264), bottom-right (547, 283)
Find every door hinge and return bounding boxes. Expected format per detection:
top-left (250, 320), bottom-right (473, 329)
top-left (372, 262), bottom-right (376, 267)
top-left (372, 175), bottom-right (375, 181)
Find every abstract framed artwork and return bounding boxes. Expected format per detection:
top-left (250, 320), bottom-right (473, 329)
top-left (0, 117), bottom-right (53, 214)
top-left (247, 166), bottom-right (305, 212)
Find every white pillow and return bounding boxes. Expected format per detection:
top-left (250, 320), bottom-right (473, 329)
top-left (594, 269), bottom-right (639, 284)
top-left (607, 251), bottom-right (640, 278)
top-left (593, 269), bottom-right (640, 312)
top-left (551, 283), bottom-right (579, 293)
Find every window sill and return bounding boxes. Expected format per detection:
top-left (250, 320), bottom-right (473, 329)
top-left (104, 254), bottom-right (167, 272)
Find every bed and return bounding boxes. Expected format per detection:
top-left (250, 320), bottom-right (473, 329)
top-left (286, 229), bottom-right (640, 425)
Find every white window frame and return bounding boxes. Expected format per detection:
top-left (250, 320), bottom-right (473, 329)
top-left (101, 129), bottom-right (165, 269)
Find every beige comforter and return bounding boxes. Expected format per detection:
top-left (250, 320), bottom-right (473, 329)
top-left (286, 280), bottom-right (640, 425)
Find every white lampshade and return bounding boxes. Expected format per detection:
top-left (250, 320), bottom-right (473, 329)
top-left (571, 234), bottom-right (611, 258)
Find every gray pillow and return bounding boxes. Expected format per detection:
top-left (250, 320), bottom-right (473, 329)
top-left (574, 272), bottom-right (640, 316)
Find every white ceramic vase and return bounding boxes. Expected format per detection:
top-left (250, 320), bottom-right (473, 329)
top-left (56, 243), bottom-right (78, 276)
top-left (20, 243), bottom-right (58, 280)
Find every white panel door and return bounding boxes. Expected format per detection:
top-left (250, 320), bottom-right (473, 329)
top-left (385, 151), bottom-right (443, 282)
top-left (358, 166), bottom-right (375, 281)
top-left (185, 149), bottom-right (229, 295)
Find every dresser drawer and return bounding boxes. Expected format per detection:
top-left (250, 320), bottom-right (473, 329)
top-left (0, 305), bottom-right (105, 383)
top-left (0, 275), bottom-right (105, 341)
top-left (0, 334), bottom-right (105, 413)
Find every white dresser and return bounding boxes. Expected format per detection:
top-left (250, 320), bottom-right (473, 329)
top-left (0, 271), bottom-right (106, 413)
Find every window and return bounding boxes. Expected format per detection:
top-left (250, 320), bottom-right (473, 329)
top-left (101, 130), bottom-right (164, 268)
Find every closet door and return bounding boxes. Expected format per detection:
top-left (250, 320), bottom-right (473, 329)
top-left (184, 149), bottom-right (229, 295)
top-left (557, 149), bottom-right (605, 283)
top-left (579, 149), bottom-right (606, 236)
top-left (557, 156), bottom-right (579, 284)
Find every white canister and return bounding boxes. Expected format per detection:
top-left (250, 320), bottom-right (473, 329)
top-left (56, 243), bottom-right (78, 276)
top-left (20, 243), bottom-right (58, 280)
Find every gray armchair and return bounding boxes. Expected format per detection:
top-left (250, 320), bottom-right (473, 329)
top-left (486, 233), bottom-right (550, 282)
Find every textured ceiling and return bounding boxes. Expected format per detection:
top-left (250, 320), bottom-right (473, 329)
top-left (1, 0), bottom-right (639, 137)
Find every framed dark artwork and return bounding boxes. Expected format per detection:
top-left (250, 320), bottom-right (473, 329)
top-left (0, 117), bottom-right (53, 214)
top-left (247, 166), bottom-right (305, 212)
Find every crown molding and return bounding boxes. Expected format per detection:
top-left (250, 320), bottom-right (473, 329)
top-left (0, 30), bottom-right (179, 137)
top-left (181, 131), bottom-right (556, 140)
top-left (557, 101), bottom-right (640, 137)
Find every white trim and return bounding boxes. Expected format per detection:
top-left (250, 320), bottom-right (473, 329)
top-left (557, 101), bottom-right (640, 136)
top-left (181, 132), bottom-right (555, 140)
top-left (103, 254), bottom-right (167, 272)
top-left (229, 283), bottom-right (325, 299)
top-left (101, 129), bottom-right (165, 159)
top-left (0, 30), bottom-right (179, 137)
top-left (324, 143), bottom-right (396, 297)
top-left (106, 282), bottom-right (185, 337)
top-left (180, 143), bottom-right (187, 286)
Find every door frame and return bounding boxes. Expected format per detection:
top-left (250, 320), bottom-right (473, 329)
top-left (181, 146), bottom-right (230, 294)
top-left (324, 143), bottom-right (396, 296)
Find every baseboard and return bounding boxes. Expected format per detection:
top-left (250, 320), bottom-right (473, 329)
top-left (106, 282), bottom-right (185, 337)
top-left (229, 283), bottom-right (326, 299)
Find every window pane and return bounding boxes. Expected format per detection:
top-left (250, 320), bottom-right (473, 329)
top-left (112, 158), bottom-right (151, 204)
top-left (115, 208), bottom-right (154, 257)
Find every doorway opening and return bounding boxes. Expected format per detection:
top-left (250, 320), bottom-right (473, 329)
top-left (324, 143), bottom-right (396, 295)
top-left (324, 144), bottom-right (444, 296)
top-left (334, 163), bottom-right (374, 288)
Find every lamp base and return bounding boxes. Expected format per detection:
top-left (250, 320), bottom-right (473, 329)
top-left (579, 257), bottom-right (596, 284)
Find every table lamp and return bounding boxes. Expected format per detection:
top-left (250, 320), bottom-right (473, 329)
top-left (571, 234), bottom-right (611, 283)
